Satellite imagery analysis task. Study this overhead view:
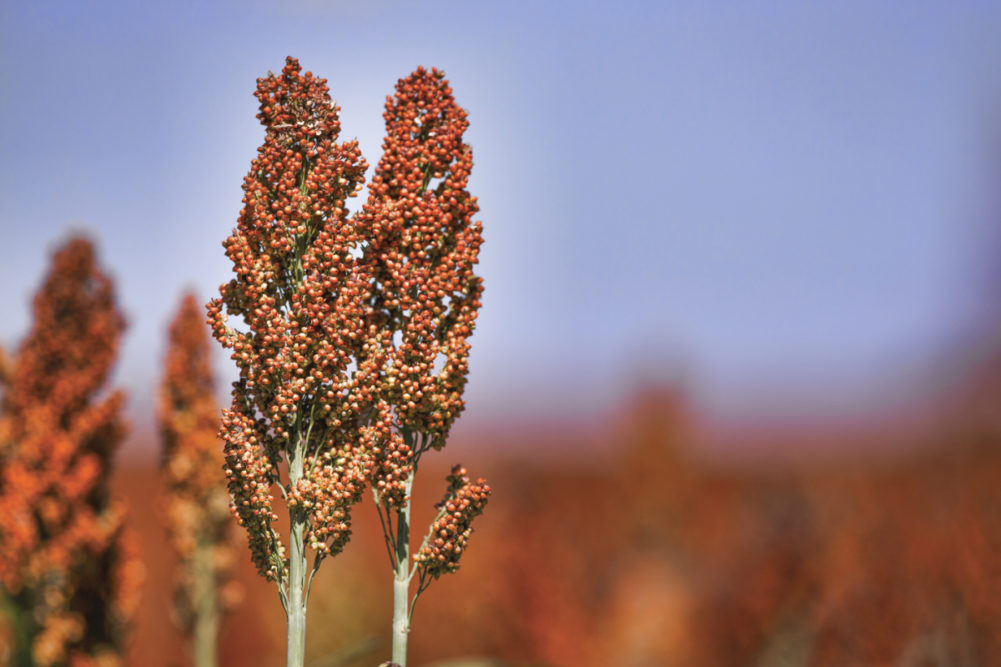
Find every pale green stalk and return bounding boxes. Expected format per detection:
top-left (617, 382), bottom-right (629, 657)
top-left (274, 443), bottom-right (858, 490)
top-left (391, 469), bottom-right (416, 666)
top-left (192, 534), bottom-right (220, 667)
top-left (287, 431), bottom-right (308, 667)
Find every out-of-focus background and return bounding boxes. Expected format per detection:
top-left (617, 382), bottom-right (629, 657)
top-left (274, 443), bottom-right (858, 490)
top-left (4, 1), bottom-right (1001, 665)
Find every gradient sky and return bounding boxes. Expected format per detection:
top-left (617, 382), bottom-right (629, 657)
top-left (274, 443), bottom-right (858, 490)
top-left (3, 1), bottom-right (1001, 434)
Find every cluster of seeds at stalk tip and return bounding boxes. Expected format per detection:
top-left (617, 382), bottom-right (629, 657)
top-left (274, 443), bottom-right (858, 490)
top-left (415, 465), bottom-right (491, 578)
top-left (360, 66), bottom-right (484, 444)
top-left (0, 237), bottom-right (142, 665)
top-left (357, 65), bottom-right (491, 588)
top-left (207, 57), bottom-right (381, 582)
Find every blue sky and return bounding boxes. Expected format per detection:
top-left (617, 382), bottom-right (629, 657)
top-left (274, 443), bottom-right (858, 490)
top-left (2, 1), bottom-right (1001, 432)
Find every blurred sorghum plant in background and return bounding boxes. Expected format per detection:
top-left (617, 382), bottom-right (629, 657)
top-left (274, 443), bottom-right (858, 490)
top-left (207, 57), bottom-right (380, 666)
top-left (358, 66), bottom-right (489, 667)
top-left (0, 236), bottom-right (143, 666)
top-left (160, 291), bottom-right (239, 667)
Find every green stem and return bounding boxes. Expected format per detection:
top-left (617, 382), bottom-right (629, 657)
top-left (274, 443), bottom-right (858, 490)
top-left (391, 469), bottom-right (416, 667)
top-left (287, 433), bottom-right (308, 667)
top-left (192, 535), bottom-right (220, 667)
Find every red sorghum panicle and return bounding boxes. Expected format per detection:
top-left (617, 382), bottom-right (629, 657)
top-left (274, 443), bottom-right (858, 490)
top-left (360, 66), bottom-right (484, 448)
top-left (207, 61), bottom-right (388, 667)
top-left (414, 465), bottom-right (491, 578)
top-left (361, 65), bottom-right (488, 553)
top-left (159, 292), bottom-right (239, 661)
top-left (0, 237), bottom-right (142, 666)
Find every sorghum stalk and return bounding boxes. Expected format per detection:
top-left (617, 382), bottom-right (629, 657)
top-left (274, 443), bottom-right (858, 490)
top-left (207, 57), bottom-right (378, 666)
top-left (286, 431), bottom-right (307, 666)
top-left (159, 292), bottom-right (237, 667)
top-left (192, 533), bottom-right (220, 667)
top-left (390, 467), bottom-right (415, 662)
top-left (358, 67), bottom-right (490, 667)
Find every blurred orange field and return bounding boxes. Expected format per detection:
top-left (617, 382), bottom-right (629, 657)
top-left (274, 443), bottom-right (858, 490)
top-left (111, 383), bottom-right (1001, 666)
top-left (5, 3), bottom-right (1001, 665)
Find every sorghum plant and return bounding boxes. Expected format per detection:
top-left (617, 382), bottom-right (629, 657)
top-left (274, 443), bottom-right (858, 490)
top-left (359, 67), bottom-right (490, 667)
top-left (160, 292), bottom-right (238, 667)
top-left (0, 236), bottom-right (142, 666)
top-left (207, 57), bottom-right (380, 666)
top-left (210, 58), bottom-right (490, 666)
